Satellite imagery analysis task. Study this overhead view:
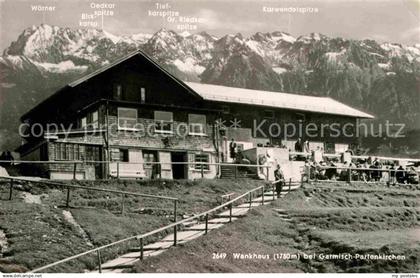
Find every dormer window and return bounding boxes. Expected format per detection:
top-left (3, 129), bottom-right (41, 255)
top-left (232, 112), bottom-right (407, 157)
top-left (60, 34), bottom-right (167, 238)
top-left (113, 84), bottom-right (122, 100)
top-left (140, 87), bottom-right (146, 103)
top-left (91, 111), bottom-right (99, 128)
top-left (81, 117), bottom-right (87, 129)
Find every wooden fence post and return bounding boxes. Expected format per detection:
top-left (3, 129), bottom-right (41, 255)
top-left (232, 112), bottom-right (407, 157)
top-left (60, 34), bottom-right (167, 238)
top-left (173, 200), bottom-right (177, 223)
top-left (121, 193), bottom-right (125, 214)
top-left (308, 166), bottom-right (311, 184)
top-left (266, 167), bottom-right (269, 181)
top-left (205, 214), bottom-right (209, 234)
top-left (117, 162), bottom-right (120, 179)
top-left (388, 169), bottom-right (392, 185)
top-left (234, 165), bottom-right (238, 179)
top-left (66, 187), bottom-right (70, 208)
top-left (73, 162), bottom-right (77, 180)
top-left (272, 183), bottom-right (275, 201)
top-left (97, 250), bottom-right (102, 273)
top-left (229, 203), bottom-right (233, 222)
top-left (173, 224), bottom-right (177, 246)
top-left (173, 199), bottom-right (178, 246)
top-left (261, 185), bottom-right (264, 205)
top-left (139, 238), bottom-right (144, 260)
top-left (348, 168), bottom-right (352, 184)
top-left (249, 191), bottom-right (252, 208)
top-left (201, 164), bottom-right (204, 178)
top-left (8, 179), bottom-right (13, 200)
top-left (288, 178), bottom-right (291, 193)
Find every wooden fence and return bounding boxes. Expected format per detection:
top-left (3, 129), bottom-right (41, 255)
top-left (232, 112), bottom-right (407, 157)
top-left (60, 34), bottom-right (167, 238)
top-left (27, 184), bottom-right (268, 273)
top-left (0, 176), bottom-right (178, 215)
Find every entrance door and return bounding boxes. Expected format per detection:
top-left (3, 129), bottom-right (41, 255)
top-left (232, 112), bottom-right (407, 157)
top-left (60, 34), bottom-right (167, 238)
top-left (171, 152), bottom-right (187, 179)
top-left (143, 150), bottom-right (158, 179)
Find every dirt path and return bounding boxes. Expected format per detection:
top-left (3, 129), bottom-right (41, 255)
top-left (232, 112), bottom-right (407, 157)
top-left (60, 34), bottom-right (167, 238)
top-left (95, 187), bottom-right (296, 273)
top-left (62, 210), bottom-right (94, 247)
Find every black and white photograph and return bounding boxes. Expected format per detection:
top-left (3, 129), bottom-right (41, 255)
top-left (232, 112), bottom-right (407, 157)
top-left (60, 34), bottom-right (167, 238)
top-left (0, 0), bottom-right (419, 276)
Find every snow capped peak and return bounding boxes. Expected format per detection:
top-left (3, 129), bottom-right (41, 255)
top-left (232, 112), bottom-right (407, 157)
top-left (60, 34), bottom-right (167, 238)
top-left (196, 31), bottom-right (218, 41)
top-left (152, 28), bottom-right (179, 40)
top-left (129, 33), bottom-right (152, 43)
top-left (297, 32), bottom-right (326, 43)
top-left (310, 32), bottom-right (323, 41)
top-left (380, 42), bottom-right (420, 61)
top-left (325, 48), bottom-right (347, 63)
top-left (102, 30), bottom-right (121, 44)
top-left (250, 31), bottom-right (296, 46)
top-left (179, 31), bottom-right (191, 38)
top-left (270, 31), bottom-right (296, 43)
top-left (234, 33), bottom-right (244, 40)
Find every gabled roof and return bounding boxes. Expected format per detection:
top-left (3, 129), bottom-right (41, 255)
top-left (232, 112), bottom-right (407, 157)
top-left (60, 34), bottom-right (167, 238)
top-left (21, 49), bottom-right (374, 121)
top-left (68, 50), bottom-right (141, 87)
top-left (68, 50), bottom-right (201, 101)
top-left (21, 49), bottom-right (203, 120)
top-left (185, 82), bottom-right (374, 119)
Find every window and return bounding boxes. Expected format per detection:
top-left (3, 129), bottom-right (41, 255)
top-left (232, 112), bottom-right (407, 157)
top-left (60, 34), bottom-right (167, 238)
top-left (91, 111), bottom-right (99, 128)
top-left (55, 143), bottom-right (82, 161)
top-left (66, 144), bottom-right (73, 160)
top-left (81, 117), bottom-right (87, 129)
top-left (140, 87), bottom-right (146, 103)
top-left (154, 111), bottom-right (173, 134)
top-left (86, 146), bottom-right (101, 161)
top-left (113, 84), bottom-right (122, 100)
top-left (194, 153), bottom-right (210, 170)
top-left (143, 151), bottom-right (156, 168)
top-left (324, 142), bottom-right (335, 154)
top-left (118, 108), bottom-right (138, 130)
top-left (263, 110), bottom-right (274, 119)
top-left (188, 114), bottom-right (206, 135)
top-left (119, 149), bottom-right (129, 162)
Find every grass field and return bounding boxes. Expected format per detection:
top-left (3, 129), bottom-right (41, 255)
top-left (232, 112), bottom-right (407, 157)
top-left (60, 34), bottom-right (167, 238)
top-left (133, 182), bottom-right (420, 273)
top-left (0, 178), bottom-right (266, 272)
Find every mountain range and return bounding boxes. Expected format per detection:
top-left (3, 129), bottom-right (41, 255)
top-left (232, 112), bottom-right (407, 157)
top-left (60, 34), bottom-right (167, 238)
top-left (1, 24), bottom-right (419, 155)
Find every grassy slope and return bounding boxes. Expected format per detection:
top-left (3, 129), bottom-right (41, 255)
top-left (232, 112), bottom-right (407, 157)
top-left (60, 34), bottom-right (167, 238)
top-left (0, 178), bottom-right (266, 272)
top-left (134, 182), bottom-right (420, 273)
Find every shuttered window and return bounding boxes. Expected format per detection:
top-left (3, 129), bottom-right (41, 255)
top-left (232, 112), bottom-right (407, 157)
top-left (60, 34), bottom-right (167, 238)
top-left (188, 114), bottom-right (206, 135)
top-left (118, 108), bottom-right (138, 130)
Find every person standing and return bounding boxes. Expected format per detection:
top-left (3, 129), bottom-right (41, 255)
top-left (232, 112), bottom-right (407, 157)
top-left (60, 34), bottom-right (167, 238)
top-left (229, 138), bottom-right (237, 161)
top-left (304, 140), bottom-right (310, 153)
top-left (274, 164), bottom-right (285, 198)
top-left (295, 138), bottom-right (303, 152)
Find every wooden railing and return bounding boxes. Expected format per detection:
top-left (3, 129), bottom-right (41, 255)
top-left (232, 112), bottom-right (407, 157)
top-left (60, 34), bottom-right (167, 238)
top-left (27, 184), bottom-right (267, 273)
top-left (0, 176), bottom-right (178, 215)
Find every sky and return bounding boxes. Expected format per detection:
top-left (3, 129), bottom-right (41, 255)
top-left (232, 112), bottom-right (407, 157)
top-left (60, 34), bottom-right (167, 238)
top-left (0, 0), bottom-right (419, 51)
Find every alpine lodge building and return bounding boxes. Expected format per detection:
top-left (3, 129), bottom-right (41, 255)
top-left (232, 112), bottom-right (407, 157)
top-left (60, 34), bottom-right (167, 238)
top-left (16, 50), bottom-right (374, 180)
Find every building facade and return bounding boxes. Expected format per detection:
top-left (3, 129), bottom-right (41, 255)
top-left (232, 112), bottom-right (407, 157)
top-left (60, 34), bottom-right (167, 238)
top-left (16, 50), bottom-right (374, 180)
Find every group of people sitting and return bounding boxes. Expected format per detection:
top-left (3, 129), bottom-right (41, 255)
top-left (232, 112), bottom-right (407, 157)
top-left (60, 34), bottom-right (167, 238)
top-left (307, 157), bottom-right (419, 185)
